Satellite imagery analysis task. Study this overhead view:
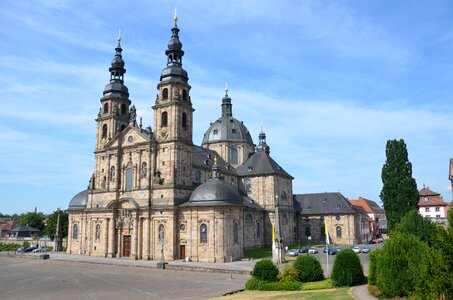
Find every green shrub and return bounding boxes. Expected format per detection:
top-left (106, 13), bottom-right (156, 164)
top-left (0, 242), bottom-right (21, 251)
top-left (277, 265), bottom-right (299, 282)
top-left (300, 279), bottom-right (334, 290)
top-left (367, 248), bottom-right (381, 285)
top-left (23, 241), bottom-right (30, 248)
top-left (259, 281), bottom-right (301, 291)
top-left (251, 259), bottom-right (279, 282)
top-left (293, 255), bottom-right (324, 282)
top-left (331, 249), bottom-right (364, 287)
top-left (245, 276), bottom-right (264, 290)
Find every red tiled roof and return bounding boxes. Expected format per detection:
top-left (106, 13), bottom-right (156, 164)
top-left (349, 197), bottom-right (384, 214)
top-left (419, 187), bottom-right (440, 197)
top-left (1, 220), bottom-right (21, 231)
top-left (418, 187), bottom-right (447, 207)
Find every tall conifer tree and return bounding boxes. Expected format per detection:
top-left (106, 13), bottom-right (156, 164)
top-left (380, 139), bottom-right (419, 231)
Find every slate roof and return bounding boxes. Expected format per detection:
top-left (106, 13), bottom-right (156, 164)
top-left (181, 178), bottom-right (243, 207)
top-left (192, 145), bottom-right (236, 176)
top-left (11, 225), bottom-right (41, 233)
top-left (236, 151), bottom-right (293, 179)
top-left (68, 190), bottom-right (89, 210)
top-left (293, 192), bottom-right (358, 215)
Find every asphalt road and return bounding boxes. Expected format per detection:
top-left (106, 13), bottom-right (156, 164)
top-left (0, 257), bottom-right (248, 300)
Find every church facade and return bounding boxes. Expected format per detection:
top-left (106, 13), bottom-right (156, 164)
top-left (67, 18), bottom-right (296, 262)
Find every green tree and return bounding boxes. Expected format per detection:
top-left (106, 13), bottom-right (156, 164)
top-left (396, 209), bottom-right (438, 246)
top-left (251, 259), bottom-right (279, 282)
top-left (380, 139), bottom-right (419, 231)
top-left (43, 209), bottom-right (69, 240)
top-left (436, 206), bottom-right (453, 299)
top-left (18, 212), bottom-right (45, 232)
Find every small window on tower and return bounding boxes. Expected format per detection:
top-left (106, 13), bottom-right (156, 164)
top-left (183, 90), bottom-right (188, 101)
top-left (102, 124), bottom-right (108, 138)
top-left (182, 112), bottom-right (187, 128)
top-left (103, 103), bottom-right (109, 114)
top-left (161, 112), bottom-right (168, 127)
top-left (163, 88), bottom-right (169, 99)
top-left (121, 104), bottom-right (127, 115)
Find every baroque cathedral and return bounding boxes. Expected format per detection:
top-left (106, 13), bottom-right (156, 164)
top-left (67, 17), bottom-right (296, 262)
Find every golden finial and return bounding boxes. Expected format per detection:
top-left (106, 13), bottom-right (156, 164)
top-left (117, 28), bottom-right (122, 42)
top-left (225, 82), bottom-right (228, 96)
top-left (174, 7), bottom-right (178, 24)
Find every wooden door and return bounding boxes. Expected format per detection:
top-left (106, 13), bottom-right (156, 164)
top-left (180, 245), bottom-right (185, 260)
top-left (123, 235), bottom-right (131, 257)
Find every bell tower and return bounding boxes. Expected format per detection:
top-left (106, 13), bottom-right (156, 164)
top-left (152, 13), bottom-right (194, 204)
top-left (95, 33), bottom-right (131, 151)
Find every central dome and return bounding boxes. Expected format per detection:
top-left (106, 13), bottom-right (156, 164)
top-left (186, 178), bottom-right (243, 206)
top-left (202, 92), bottom-right (254, 146)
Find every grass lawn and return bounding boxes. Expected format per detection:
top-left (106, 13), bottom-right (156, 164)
top-left (209, 287), bottom-right (353, 299)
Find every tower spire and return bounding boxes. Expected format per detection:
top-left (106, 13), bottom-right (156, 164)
top-left (221, 84), bottom-right (233, 117)
top-left (257, 130), bottom-right (271, 154)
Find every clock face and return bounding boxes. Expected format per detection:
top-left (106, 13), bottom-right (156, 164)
top-left (160, 127), bottom-right (168, 141)
top-left (127, 135), bottom-right (133, 143)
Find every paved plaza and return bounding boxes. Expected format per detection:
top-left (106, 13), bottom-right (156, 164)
top-left (0, 256), bottom-right (249, 300)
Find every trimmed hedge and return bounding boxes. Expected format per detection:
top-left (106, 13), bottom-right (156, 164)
top-left (259, 281), bottom-right (301, 291)
top-left (251, 259), bottom-right (279, 282)
top-left (245, 276), bottom-right (264, 290)
top-left (0, 242), bottom-right (20, 251)
top-left (293, 255), bottom-right (324, 282)
top-left (367, 248), bottom-right (381, 285)
top-left (331, 249), bottom-right (364, 287)
top-left (277, 265), bottom-right (299, 282)
top-left (300, 279), bottom-right (334, 290)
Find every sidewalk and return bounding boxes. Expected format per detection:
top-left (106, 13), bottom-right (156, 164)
top-left (351, 284), bottom-right (378, 300)
top-left (41, 252), bottom-right (255, 275)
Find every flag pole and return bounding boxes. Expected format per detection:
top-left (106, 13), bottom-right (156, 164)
top-left (325, 221), bottom-right (329, 277)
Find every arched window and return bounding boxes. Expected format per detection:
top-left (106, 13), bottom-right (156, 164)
top-left (194, 170), bottom-right (202, 183)
top-left (103, 103), bottom-right (109, 114)
top-left (233, 222), bottom-right (239, 243)
top-left (141, 162), bottom-right (147, 178)
top-left (110, 166), bottom-right (115, 182)
top-left (243, 178), bottom-right (251, 194)
top-left (95, 224), bottom-right (101, 240)
top-left (182, 112), bottom-right (187, 128)
top-left (101, 176), bottom-right (106, 189)
top-left (229, 147), bottom-right (238, 164)
top-left (102, 124), bottom-right (108, 138)
top-left (245, 213), bottom-right (253, 225)
top-left (281, 191), bottom-right (288, 201)
top-left (125, 165), bottom-right (133, 191)
top-left (73, 224), bottom-right (78, 240)
top-left (200, 223), bottom-right (208, 244)
top-left (336, 226), bottom-right (342, 238)
top-left (182, 90), bottom-right (188, 101)
top-left (256, 221), bottom-right (260, 237)
top-left (305, 226), bottom-right (311, 238)
top-left (158, 224), bottom-right (165, 242)
top-left (161, 112), bottom-right (168, 127)
top-left (162, 88), bottom-right (168, 99)
top-left (121, 104), bottom-right (127, 115)
top-left (282, 214), bottom-right (288, 225)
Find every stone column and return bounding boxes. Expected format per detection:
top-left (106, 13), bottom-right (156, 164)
top-left (67, 218), bottom-right (72, 254)
top-left (79, 214), bottom-right (84, 254)
top-left (143, 216), bottom-right (150, 260)
top-left (117, 227), bottom-right (122, 257)
top-left (108, 217), bottom-right (115, 258)
top-left (131, 217), bottom-right (138, 260)
top-left (104, 218), bottom-right (109, 257)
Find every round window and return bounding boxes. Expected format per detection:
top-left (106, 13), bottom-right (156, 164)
top-left (336, 215), bottom-right (341, 221)
top-left (179, 223), bottom-right (186, 231)
top-left (127, 135), bottom-right (134, 143)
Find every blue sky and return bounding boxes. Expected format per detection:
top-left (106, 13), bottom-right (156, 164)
top-left (1, 0), bottom-right (453, 215)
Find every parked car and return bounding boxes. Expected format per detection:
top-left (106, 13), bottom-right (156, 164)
top-left (287, 249), bottom-right (299, 256)
top-left (351, 246), bottom-right (361, 253)
top-left (299, 246), bottom-right (309, 253)
top-left (361, 247), bottom-right (371, 254)
top-left (23, 246), bottom-right (38, 253)
top-left (308, 247), bottom-right (318, 254)
top-left (369, 238), bottom-right (384, 244)
top-left (16, 247), bottom-right (25, 253)
top-left (33, 246), bottom-right (49, 253)
top-left (327, 248), bottom-right (338, 255)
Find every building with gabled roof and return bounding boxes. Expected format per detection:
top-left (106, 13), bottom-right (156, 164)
top-left (349, 197), bottom-right (387, 238)
top-left (418, 187), bottom-right (449, 223)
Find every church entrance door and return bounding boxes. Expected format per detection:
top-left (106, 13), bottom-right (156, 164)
top-left (179, 245), bottom-right (185, 260)
top-left (123, 235), bottom-right (131, 257)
